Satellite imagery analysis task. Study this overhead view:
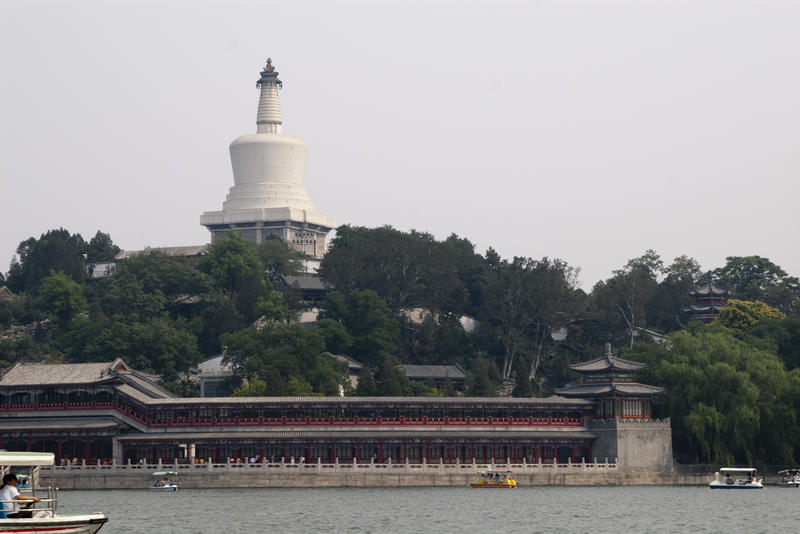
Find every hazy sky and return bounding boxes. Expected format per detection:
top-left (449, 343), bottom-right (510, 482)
top-left (2, 0), bottom-right (798, 288)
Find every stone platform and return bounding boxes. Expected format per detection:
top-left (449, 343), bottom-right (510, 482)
top-left (38, 460), bottom-right (709, 489)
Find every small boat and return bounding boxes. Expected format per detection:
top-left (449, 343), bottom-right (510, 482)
top-left (0, 451), bottom-right (108, 533)
top-left (470, 470), bottom-right (517, 488)
top-left (777, 469), bottom-right (800, 488)
top-left (709, 467), bottom-right (764, 489)
top-left (151, 471), bottom-right (178, 491)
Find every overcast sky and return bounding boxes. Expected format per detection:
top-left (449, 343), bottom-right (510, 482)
top-left (2, 0), bottom-right (798, 289)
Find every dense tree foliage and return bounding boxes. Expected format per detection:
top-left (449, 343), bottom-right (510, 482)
top-left (3, 225), bottom-right (800, 465)
top-left (714, 256), bottom-right (800, 314)
top-left (629, 327), bottom-right (800, 465)
top-left (6, 229), bottom-right (88, 293)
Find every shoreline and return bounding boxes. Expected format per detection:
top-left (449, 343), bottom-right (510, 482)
top-left (36, 460), bottom-right (710, 488)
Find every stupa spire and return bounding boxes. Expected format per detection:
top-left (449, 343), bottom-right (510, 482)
top-left (200, 58), bottom-right (336, 259)
top-left (256, 58), bottom-right (283, 134)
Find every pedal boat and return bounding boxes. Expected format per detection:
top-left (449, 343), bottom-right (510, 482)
top-left (0, 452), bottom-right (108, 533)
top-left (777, 469), bottom-right (800, 488)
top-left (709, 467), bottom-right (763, 489)
top-left (151, 471), bottom-right (178, 491)
top-left (470, 470), bottom-right (517, 488)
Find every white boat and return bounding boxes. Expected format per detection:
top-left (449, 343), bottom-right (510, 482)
top-left (709, 467), bottom-right (764, 489)
top-left (151, 471), bottom-right (178, 491)
top-left (0, 452), bottom-right (108, 533)
top-left (777, 469), bottom-right (800, 488)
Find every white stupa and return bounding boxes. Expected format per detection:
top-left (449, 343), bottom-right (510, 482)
top-left (200, 59), bottom-right (336, 259)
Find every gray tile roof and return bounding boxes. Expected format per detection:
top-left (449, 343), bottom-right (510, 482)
top-left (402, 364), bottom-right (467, 380)
top-left (324, 353), bottom-right (364, 370)
top-left (0, 417), bottom-right (125, 431)
top-left (280, 275), bottom-right (330, 291)
top-left (136, 394), bottom-right (592, 407)
top-left (0, 360), bottom-right (127, 387)
top-left (569, 344), bottom-right (647, 373)
top-left (115, 245), bottom-right (208, 259)
top-left (117, 370), bottom-right (175, 399)
top-left (555, 383), bottom-right (664, 397)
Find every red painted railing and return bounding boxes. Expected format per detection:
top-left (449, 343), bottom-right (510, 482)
top-left (2, 399), bottom-right (588, 429)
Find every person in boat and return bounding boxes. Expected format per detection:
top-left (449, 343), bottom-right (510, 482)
top-left (0, 473), bottom-right (41, 518)
top-left (724, 473), bottom-right (733, 485)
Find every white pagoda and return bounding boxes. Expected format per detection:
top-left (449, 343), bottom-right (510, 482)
top-left (200, 59), bottom-right (336, 259)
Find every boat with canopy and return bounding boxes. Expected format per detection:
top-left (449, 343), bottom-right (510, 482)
top-left (151, 471), bottom-right (178, 491)
top-left (0, 451), bottom-right (108, 533)
top-left (709, 467), bottom-right (763, 489)
top-left (470, 470), bottom-right (517, 488)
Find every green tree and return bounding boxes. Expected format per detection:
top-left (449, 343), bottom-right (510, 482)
top-left (200, 234), bottom-right (288, 323)
top-left (511, 373), bottom-right (534, 397)
top-left (320, 226), bottom-right (476, 316)
top-left (60, 315), bottom-right (200, 381)
top-left (374, 356), bottom-right (413, 396)
top-left (233, 377), bottom-right (269, 397)
top-left (480, 256), bottom-right (581, 381)
top-left (86, 231), bottom-right (121, 263)
top-left (7, 229), bottom-right (87, 293)
top-left (257, 237), bottom-right (305, 283)
top-left (222, 323), bottom-right (347, 396)
top-left (35, 271), bottom-right (87, 329)
top-left (715, 299), bottom-right (786, 338)
top-left (592, 257), bottom-right (660, 349)
top-left (354, 369), bottom-right (377, 396)
top-left (318, 290), bottom-right (399, 365)
top-left (748, 315), bottom-right (800, 370)
top-left (628, 328), bottom-right (799, 464)
top-left (465, 356), bottom-right (500, 397)
top-left (714, 256), bottom-right (800, 313)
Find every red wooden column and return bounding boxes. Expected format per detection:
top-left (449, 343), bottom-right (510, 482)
top-left (570, 444), bottom-right (575, 463)
top-left (356, 442), bottom-right (361, 463)
top-left (426, 442), bottom-right (431, 462)
top-left (210, 444), bottom-right (215, 463)
top-left (514, 442), bottom-right (519, 463)
top-left (534, 443), bottom-right (539, 463)
top-left (162, 445), bottom-right (167, 462)
top-left (448, 442), bottom-right (453, 464)
top-left (378, 442), bottom-right (384, 463)
top-left (27, 433), bottom-right (32, 452)
top-left (84, 438), bottom-right (90, 462)
top-left (403, 441), bottom-right (408, 462)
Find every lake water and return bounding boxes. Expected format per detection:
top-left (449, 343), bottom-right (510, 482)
top-left (57, 485), bottom-right (799, 533)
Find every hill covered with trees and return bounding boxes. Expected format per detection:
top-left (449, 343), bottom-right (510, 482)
top-left (1, 225), bottom-right (799, 464)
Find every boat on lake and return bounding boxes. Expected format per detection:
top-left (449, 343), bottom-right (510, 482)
top-left (709, 467), bottom-right (763, 489)
top-left (0, 451), bottom-right (108, 533)
top-left (470, 470), bottom-right (517, 488)
top-left (151, 471), bottom-right (178, 491)
top-left (777, 469), bottom-right (800, 488)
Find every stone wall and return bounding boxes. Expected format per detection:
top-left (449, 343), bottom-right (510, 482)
top-left (37, 459), bottom-right (710, 489)
top-left (589, 418), bottom-right (674, 472)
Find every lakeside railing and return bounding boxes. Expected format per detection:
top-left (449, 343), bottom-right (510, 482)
top-left (41, 457), bottom-right (618, 475)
